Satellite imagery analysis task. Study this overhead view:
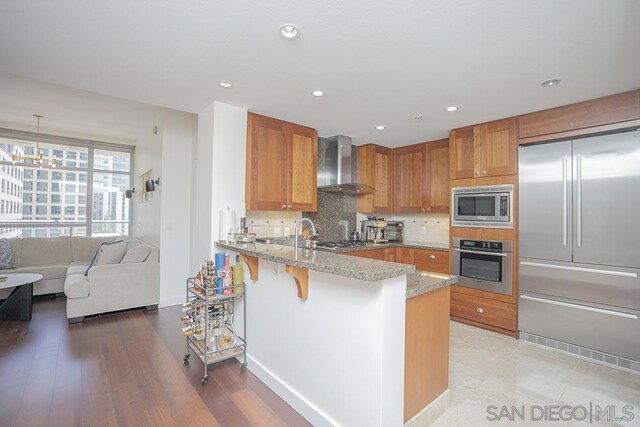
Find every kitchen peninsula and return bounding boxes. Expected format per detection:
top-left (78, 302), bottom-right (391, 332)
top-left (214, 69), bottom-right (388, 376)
top-left (216, 240), bottom-right (457, 426)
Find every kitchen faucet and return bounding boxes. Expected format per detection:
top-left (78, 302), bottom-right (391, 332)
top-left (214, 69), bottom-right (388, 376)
top-left (294, 218), bottom-right (317, 253)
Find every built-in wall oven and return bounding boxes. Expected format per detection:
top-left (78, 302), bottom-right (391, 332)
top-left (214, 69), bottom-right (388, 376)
top-left (452, 238), bottom-right (513, 295)
top-left (452, 184), bottom-right (513, 228)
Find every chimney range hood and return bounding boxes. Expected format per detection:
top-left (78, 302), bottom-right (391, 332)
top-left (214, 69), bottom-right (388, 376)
top-left (317, 135), bottom-right (375, 194)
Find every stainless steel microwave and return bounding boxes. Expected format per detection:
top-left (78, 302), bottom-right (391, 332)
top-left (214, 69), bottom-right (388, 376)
top-left (452, 184), bottom-right (513, 228)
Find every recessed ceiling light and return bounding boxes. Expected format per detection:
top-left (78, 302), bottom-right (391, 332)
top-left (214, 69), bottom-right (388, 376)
top-left (218, 81), bottom-right (233, 88)
top-left (541, 78), bottom-right (561, 87)
top-left (445, 106), bottom-right (458, 112)
top-left (311, 90), bottom-right (324, 97)
top-left (375, 125), bottom-right (385, 130)
top-left (280, 24), bottom-right (299, 39)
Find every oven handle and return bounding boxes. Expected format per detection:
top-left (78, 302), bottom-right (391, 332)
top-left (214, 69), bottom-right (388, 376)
top-left (454, 248), bottom-right (509, 257)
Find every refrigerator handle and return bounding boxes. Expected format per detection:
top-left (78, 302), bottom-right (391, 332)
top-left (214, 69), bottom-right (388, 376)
top-left (562, 156), bottom-right (568, 246)
top-left (576, 155), bottom-right (583, 247)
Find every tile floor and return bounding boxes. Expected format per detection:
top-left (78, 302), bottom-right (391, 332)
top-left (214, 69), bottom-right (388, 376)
top-left (432, 322), bottom-right (640, 426)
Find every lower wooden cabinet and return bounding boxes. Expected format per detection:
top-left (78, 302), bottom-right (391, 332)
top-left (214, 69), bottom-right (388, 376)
top-left (346, 248), bottom-right (387, 260)
top-left (450, 291), bottom-right (516, 335)
top-left (396, 247), bottom-right (415, 264)
top-left (414, 249), bottom-right (449, 274)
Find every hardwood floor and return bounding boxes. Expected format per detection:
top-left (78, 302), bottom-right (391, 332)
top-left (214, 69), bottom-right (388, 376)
top-left (0, 296), bottom-right (310, 427)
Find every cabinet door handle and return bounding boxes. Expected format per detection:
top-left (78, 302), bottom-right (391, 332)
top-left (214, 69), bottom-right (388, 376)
top-left (281, 204), bottom-right (287, 208)
top-left (429, 255), bottom-right (436, 259)
top-left (421, 208), bottom-right (425, 211)
top-left (426, 208), bottom-right (431, 211)
top-left (288, 205), bottom-right (293, 209)
top-left (476, 307), bottom-right (485, 314)
top-left (474, 171), bottom-right (480, 176)
top-left (482, 171), bottom-right (487, 175)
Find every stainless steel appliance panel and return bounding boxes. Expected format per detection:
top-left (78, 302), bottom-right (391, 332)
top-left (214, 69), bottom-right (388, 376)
top-left (572, 131), bottom-right (640, 268)
top-left (519, 141), bottom-right (573, 262)
top-left (520, 257), bottom-right (640, 311)
top-left (519, 293), bottom-right (640, 361)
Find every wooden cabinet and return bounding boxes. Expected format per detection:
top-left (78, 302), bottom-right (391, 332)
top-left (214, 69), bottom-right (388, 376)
top-left (394, 144), bottom-right (426, 213)
top-left (518, 90), bottom-right (640, 140)
top-left (396, 247), bottom-right (415, 264)
top-left (414, 249), bottom-right (449, 274)
top-left (424, 139), bottom-right (450, 213)
top-left (450, 292), bottom-right (516, 334)
top-left (356, 145), bottom-right (394, 213)
top-left (346, 248), bottom-right (387, 261)
top-left (394, 140), bottom-right (450, 214)
top-left (246, 113), bottom-right (318, 211)
top-left (449, 118), bottom-right (517, 179)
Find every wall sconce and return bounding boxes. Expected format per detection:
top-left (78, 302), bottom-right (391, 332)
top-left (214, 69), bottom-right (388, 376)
top-left (125, 188), bottom-right (136, 199)
top-left (145, 177), bottom-right (160, 192)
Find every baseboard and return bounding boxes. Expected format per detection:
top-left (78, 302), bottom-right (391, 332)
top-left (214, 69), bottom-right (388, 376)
top-left (159, 295), bottom-right (183, 308)
top-left (404, 389), bottom-right (450, 427)
top-left (244, 354), bottom-right (338, 427)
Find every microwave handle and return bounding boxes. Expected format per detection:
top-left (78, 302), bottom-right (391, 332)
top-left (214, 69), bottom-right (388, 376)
top-left (454, 248), bottom-right (508, 257)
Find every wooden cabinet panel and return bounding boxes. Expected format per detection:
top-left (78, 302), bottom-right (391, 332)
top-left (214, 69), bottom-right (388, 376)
top-left (518, 90), bottom-right (640, 140)
top-left (286, 124), bottom-right (318, 211)
top-left (449, 127), bottom-right (475, 180)
top-left (450, 292), bottom-right (516, 332)
top-left (383, 248), bottom-right (396, 262)
top-left (394, 144), bottom-right (426, 213)
top-left (246, 114), bottom-right (288, 210)
top-left (450, 119), bottom-right (517, 180)
top-left (346, 248), bottom-right (387, 260)
top-left (356, 145), bottom-right (394, 213)
top-left (246, 113), bottom-right (317, 211)
top-left (424, 139), bottom-right (450, 213)
top-left (396, 247), bottom-right (415, 265)
top-left (414, 249), bottom-right (449, 274)
top-left (473, 118), bottom-right (517, 177)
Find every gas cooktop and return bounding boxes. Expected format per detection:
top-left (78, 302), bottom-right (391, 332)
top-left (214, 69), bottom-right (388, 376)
top-left (315, 240), bottom-right (387, 250)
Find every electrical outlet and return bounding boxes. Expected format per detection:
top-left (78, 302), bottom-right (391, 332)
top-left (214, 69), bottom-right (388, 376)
top-left (420, 226), bottom-right (427, 235)
top-left (283, 227), bottom-right (290, 237)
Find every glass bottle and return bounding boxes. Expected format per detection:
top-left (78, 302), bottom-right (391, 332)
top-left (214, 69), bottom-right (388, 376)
top-left (233, 255), bottom-right (244, 295)
top-left (221, 253), bottom-right (233, 295)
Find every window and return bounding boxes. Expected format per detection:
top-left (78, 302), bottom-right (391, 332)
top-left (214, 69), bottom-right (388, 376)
top-left (0, 136), bottom-right (132, 238)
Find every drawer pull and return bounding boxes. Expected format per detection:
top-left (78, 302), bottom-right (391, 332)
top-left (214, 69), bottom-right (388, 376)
top-left (520, 261), bottom-right (637, 278)
top-left (429, 255), bottom-right (436, 259)
top-left (476, 307), bottom-right (484, 314)
top-left (520, 295), bottom-right (638, 320)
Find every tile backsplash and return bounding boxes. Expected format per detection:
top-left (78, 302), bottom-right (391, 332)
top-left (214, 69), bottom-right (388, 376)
top-left (356, 212), bottom-right (449, 245)
top-left (246, 210), bottom-right (302, 238)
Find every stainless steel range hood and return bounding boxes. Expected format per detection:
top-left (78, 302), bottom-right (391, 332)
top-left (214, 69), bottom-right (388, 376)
top-left (317, 135), bottom-right (375, 194)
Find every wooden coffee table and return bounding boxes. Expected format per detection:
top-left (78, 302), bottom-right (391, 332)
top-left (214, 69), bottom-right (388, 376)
top-left (0, 273), bottom-right (44, 321)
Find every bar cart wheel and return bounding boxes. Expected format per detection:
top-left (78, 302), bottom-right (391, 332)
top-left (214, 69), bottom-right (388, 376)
top-left (241, 362), bottom-right (247, 371)
top-left (183, 353), bottom-right (190, 364)
top-left (200, 376), bottom-right (208, 385)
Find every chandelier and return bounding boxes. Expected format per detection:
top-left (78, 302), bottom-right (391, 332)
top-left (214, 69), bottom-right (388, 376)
top-left (12, 115), bottom-right (58, 168)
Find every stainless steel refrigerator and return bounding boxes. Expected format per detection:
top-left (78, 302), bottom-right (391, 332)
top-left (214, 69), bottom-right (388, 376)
top-left (519, 129), bottom-right (640, 365)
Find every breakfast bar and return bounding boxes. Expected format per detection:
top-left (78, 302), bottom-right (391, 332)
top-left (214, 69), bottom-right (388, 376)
top-left (216, 241), bottom-right (457, 426)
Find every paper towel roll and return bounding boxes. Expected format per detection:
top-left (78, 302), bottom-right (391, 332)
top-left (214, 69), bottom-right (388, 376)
top-left (219, 207), bottom-right (236, 241)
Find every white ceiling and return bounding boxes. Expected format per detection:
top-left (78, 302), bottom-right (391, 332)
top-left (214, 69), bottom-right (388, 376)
top-left (1, 0), bottom-right (639, 148)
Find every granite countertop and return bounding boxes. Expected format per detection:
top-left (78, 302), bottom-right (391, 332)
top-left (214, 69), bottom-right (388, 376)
top-left (215, 241), bottom-right (415, 282)
top-left (325, 241), bottom-right (449, 253)
top-left (406, 271), bottom-right (458, 299)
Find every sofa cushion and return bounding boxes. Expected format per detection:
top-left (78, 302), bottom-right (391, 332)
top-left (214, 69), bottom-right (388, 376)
top-left (0, 238), bottom-right (16, 269)
top-left (71, 237), bottom-right (113, 263)
top-left (8, 239), bottom-right (22, 267)
top-left (121, 245), bottom-right (151, 264)
top-left (85, 240), bottom-right (126, 275)
top-left (64, 274), bottom-right (90, 299)
top-left (0, 264), bottom-right (69, 281)
top-left (20, 236), bottom-right (73, 267)
top-left (67, 265), bottom-right (89, 276)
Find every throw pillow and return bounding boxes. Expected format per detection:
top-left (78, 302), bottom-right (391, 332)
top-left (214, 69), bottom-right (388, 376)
top-left (85, 240), bottom-right (127, 276)
top-left (0, 238), bottom-right (16, 269)
top-left (121, 245), bottom-right (151, 264)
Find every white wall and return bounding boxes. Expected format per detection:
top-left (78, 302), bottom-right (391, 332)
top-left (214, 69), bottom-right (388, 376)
top-left (192, 101), bottom-right (247, 267)
top-left (133, 109), bottom-right (196, 307)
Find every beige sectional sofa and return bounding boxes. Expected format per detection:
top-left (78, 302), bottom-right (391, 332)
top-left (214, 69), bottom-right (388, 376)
top-left (0, 235), bottom-right (159, 323)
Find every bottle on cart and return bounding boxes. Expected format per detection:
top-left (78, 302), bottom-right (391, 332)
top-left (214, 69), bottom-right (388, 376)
top-left (221, 253), bottom-right (233, 295)
top-left (215, 252), bottom-right (226, 294)
top-left (233, 255), bottom-right (244, 295)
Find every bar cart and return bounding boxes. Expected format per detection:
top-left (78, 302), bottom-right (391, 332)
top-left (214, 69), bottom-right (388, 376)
top-left (182, 277), bottom-right (247, 385)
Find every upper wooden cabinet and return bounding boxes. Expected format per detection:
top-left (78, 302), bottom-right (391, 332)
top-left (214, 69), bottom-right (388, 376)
top-left (246, 113), bottom-right (318, 211)
top-left (518, 90), bottom-right (640, 140)
top-left (395, 140), bottom-right (450, 213)
top-left (394, 143), bottom-right (426, 213)
top-left (356, 144), bottom-right (394, 213)
top-left (450, 118), bottom-right (517, 179)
